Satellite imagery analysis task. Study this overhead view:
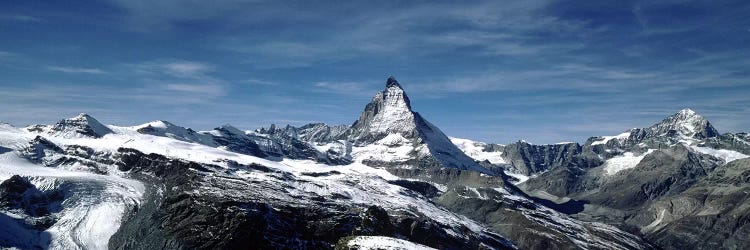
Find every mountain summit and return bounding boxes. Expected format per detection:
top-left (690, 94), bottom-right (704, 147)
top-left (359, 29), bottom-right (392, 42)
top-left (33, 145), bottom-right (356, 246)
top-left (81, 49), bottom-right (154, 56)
top-left (349, 77), bottom-right (415, 142)
top-left (348, 77), bottom-right (494, 174)
top-left (647, 108), bottom-right (719, 139)
top-left (48, 113), bottom-right (113, 138)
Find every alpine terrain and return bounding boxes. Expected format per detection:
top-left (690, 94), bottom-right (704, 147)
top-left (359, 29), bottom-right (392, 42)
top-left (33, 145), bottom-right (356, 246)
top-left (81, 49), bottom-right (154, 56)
top-left (1, 77), bottom-right (747, 250)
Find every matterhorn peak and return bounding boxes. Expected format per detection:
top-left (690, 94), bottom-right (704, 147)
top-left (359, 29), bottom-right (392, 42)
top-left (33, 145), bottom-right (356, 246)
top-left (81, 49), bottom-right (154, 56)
top-left (349, 77), bottom-right (418, 142)
top-left (386, 76), bottom-right (402, 89)
top-left (383, 76), bottom-right (411, 110)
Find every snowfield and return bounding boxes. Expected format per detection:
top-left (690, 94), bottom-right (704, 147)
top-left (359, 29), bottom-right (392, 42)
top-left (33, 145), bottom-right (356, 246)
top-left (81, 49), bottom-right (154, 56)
top-left (346, 236), bottom-right (436, 250)
top-left (690, 145), bottom-right (748, 164)
top-left (449, 137), bottom-right (506, 165)
top-left (602, 149), bottom-right (656, 176)
top-left (591, 131), bottom-right (632, 146)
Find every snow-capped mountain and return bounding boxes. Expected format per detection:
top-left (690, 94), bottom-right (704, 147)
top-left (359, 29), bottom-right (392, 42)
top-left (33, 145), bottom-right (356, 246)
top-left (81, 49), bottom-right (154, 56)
top-left (1, 77), bottom-right (745, 250)
top-left (589, 108), bottom-right (720, 149)
top-left (349, 77), bottom-right (418, 142)
top-left (494, 109), bottom-right (750, 249)
top-left (26, 113), bottom-right (113, 139)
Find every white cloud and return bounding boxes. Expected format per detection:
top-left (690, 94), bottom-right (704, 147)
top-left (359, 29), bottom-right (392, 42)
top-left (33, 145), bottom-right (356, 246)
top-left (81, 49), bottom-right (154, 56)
top-left (242, 79), bottom-right (278, 85)
top-left (48, 66), bottom-right (107, 74)
top-left (129, 60), bottom-right (214, 79)
top-left (163, 61), bottom-right (213, 78)
top-left (164, 83), bottom-right (225, 96)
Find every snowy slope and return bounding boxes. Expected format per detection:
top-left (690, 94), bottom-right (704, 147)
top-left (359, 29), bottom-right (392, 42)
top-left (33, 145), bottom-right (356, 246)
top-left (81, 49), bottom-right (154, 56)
top-left (345, 236), bottom-right (435, 250)
top-left (690, 146), bottom-right (748, 164)
top-left (1, 116), bottom-right (506, 249)
top-left (450, 137), bottom-right (506, 164)
top-left (0, 125), bottom-right (143, 250)
top-left (602, 149), bottom-right (656, 176)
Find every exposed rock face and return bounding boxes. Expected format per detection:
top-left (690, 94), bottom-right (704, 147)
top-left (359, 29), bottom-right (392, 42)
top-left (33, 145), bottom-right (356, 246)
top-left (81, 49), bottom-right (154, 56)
top-left (701, 132), bottom-right (750, 155)
top-left (295, 123), bottom-right (349, 143)
top-left (586, 145), bottom-right (723, 209)
top-left (206, 125), bottom-right (268, 157)
top-left (501, 141), bottom-right (590, 175)
top-left (633, 158), bottom-right (750, 249)
top-left (0, 175), bottom-right (64, 249)
top-left (0, 175), bottom-right (63, 218)
top-left (251, 124), bottom-right (351, 165)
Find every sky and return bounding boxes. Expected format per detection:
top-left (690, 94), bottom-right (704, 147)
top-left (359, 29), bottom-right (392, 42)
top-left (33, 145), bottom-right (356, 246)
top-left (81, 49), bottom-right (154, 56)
top-left (0, 0), bottom-right (749, 144)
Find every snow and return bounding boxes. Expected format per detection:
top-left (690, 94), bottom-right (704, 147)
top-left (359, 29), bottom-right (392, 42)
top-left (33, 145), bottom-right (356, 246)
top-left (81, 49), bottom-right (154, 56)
top-left (346, 236), bottom-right (435, 250)
top-left (139, 120), bottom-right (169, 129)
top-left (351, 137), bottom-right (421, 163)
top-left (450, 137), bottom-right (506, 165)
top-left (417, 119), bottom-right (493, 174)
top-left (591, 131), bottom-right (631, 146)
top-left (364, 86), bottom-right (417, 136)
top-left (0, 149), bottom-right (143, 250)
top-left (2, 121), bottom-right (498, 247)
top-left (602, 149), bottom-right (656, 176)
top-left (131, 120), bottom-right (216, 146)
top-left (690, 146), bottom-right (749, 164)
top-left (505, 172), bottom-right (531, 184)
top-left (48, 113), bottom-right (114, 138)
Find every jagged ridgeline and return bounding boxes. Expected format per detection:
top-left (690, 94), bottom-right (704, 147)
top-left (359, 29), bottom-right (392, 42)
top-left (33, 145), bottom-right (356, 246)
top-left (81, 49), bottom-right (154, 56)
top-left (0, 77), bottom-right (747, 250)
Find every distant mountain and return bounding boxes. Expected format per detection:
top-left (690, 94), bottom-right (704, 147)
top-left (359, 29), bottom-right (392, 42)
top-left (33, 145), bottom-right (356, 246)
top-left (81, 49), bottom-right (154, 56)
top-left (26, 113), bottom-right (113, 138)
top-left (3, 77), bottom-right (746, 250)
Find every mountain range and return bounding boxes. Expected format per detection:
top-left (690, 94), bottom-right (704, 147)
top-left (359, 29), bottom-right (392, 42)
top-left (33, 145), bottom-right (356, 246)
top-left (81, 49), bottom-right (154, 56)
top-left (1, 77), bottom-right (748, 250)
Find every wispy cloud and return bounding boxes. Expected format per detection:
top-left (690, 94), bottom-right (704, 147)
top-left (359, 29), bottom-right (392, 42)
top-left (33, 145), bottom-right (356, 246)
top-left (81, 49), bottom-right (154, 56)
top-left (129, 60), bottom-right (214, 79)
top-left (0, 14), bottom-right (41, 22)
top-left (47, 66), bottom-right (107, 74)
top-left (242, 79), bottom-right (278, 86)
top-left (162, 61), bottom-right (213, 78)
top-left (314, 81), bottom-right (372, 94)
top-left (123, 60), bottom-right (228, 99)
top-left (163, 83), bottom-right (225, 96)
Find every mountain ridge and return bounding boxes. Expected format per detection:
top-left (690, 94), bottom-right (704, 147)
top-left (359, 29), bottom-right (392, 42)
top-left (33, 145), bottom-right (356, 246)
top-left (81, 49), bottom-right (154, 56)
top-left (1, 77), bottom-right (746, 250)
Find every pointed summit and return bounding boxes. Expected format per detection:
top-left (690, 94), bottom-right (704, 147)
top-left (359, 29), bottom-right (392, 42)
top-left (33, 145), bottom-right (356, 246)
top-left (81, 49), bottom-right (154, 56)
top-left (347, 77), bottom-right (494, 175)
top-left (386, 76), bottom-right (402, 89)
top-left (49, 113), bottom-right (113, 138)
top-left (678, 108), bottom-right (697, 116)
top-left (383, 76), bottom-right (411, 110)
top-left (648, 108), bottom-right (719, 139)
top-left (350, 76), bottom-right (415, 142)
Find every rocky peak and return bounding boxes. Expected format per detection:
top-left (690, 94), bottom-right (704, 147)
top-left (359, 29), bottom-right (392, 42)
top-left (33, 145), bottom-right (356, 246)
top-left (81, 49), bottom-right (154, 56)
top-left (386, 76), bottom-right (401, 88)
top-left (350, 77), bottom-right (418, 142)
top-left (383, 76), bottom-right (412, 110)
top-left (50, 113), bottom-right (113, 138)
top-left (648, 108), bottom-right (719, 139)
top-left (258, 124), bottom-right (298, 138)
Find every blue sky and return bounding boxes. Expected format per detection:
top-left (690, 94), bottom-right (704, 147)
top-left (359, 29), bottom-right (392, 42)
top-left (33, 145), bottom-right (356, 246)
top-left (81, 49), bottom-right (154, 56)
top-left (1, 0), bottom-right (748, 144)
